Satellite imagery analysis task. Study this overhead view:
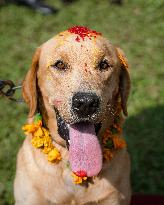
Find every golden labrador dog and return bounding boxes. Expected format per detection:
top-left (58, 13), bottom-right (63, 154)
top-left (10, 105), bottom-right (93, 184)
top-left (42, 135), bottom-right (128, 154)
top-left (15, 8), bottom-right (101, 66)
top-left (14, 26), bottom-right (131, 205)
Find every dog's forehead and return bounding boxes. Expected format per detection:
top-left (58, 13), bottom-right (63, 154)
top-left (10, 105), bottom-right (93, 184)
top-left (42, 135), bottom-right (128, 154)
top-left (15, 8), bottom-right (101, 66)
top-left (41, 29), bottom-right (116, 62)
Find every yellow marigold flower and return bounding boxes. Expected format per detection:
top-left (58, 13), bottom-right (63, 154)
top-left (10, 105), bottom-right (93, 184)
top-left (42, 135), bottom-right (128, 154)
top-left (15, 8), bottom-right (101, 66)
top-left (31, 136), bottom-right (44, 148)
top-left (112, 136), bottom-right (126, 149)
top-left (72, 173), bottom-right (87, 184)
top-left (22, 114), bottom-right (61, 164)
top-left (33, 127), bottom-right (44, 138)
top-left (42, 146), bottom-right (53, 154)
top-left (47, 148), bottom-right (61, 162)
top-left (42, 127), bottom-right (50, 137)
top-left (43, 136), bottom-right (52, 147)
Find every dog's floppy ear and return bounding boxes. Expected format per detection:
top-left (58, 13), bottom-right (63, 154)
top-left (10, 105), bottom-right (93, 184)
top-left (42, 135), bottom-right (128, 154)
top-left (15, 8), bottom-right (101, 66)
top-left (22, 47), bottom-right (41, 118)
top-left (117, 47), bottom-right (131, 116)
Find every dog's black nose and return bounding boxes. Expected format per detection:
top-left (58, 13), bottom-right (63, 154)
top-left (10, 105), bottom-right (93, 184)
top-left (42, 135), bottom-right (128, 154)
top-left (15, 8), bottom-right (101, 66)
top-left (72, 92), bottom-right (100, 118)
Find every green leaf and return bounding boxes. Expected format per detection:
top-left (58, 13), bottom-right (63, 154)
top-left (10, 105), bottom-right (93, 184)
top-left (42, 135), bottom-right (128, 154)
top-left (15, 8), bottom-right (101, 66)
top-left (34, 113), bottom-right (42, 124)
top-left (105, 139), bottom-right (114, 149)
top-left (110, 126), bottom-right (118, 135)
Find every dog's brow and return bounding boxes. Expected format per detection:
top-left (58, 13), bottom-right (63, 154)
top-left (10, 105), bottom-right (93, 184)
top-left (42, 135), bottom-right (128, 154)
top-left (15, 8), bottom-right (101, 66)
top-left (46, 52), bottom-right (70, 68)
top-left (92, 47), bottom-right (105, 65)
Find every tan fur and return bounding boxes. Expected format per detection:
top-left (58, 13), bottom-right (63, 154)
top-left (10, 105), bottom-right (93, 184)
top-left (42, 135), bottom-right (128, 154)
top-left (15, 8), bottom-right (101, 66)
top-left (14, 30), bottom-right (131, 205)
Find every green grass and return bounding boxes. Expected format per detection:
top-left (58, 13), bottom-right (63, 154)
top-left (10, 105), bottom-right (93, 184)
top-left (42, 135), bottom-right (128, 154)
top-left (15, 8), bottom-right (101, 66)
top-left (0, 0), bottom-right (164, 204)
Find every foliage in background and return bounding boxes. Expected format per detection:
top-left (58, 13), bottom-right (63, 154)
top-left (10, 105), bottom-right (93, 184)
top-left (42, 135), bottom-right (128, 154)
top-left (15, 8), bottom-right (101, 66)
top-left (0, 0), bottom-right (164, 204)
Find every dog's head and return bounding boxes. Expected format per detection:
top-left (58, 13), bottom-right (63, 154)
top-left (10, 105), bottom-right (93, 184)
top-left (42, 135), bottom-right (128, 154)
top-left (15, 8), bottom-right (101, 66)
top-left (22, 26), bottom-right (130, 177)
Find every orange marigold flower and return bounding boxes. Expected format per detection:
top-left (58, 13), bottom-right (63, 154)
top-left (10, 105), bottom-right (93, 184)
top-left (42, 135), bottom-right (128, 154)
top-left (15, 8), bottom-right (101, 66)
top-left (36, 120), bottom-right (42, 127)
top-left (113, 124), bottom-right (122, 134)
top-left (112, 136), bottom-right (126, 149)
top-left (22, 124), bottom-right (37, 133)
top-left (22, 120), bottom-right (42, 134)
top-left (72, 172), bottom-right (87, 184)
top-left (102, 129), bottom-right (112, 144)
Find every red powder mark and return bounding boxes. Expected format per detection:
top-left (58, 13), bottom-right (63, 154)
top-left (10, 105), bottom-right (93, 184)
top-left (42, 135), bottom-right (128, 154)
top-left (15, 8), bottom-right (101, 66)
top-left (68, 26), bottom-right (102, 42)
top-left (75, 36), bottom-right (80, 42)
top-left (74, 170), bottom-right (87, 177)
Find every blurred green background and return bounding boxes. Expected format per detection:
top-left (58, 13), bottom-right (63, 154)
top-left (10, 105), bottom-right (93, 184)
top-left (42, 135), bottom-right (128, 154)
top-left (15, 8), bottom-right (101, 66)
top-left (0, 0), bottom-right (164, 204)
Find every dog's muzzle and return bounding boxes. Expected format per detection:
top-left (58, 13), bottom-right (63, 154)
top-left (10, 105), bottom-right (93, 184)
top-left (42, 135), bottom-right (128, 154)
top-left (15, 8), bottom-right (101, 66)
top-left (55, 93), bottom-right (103, 177)
top-left (72, 92), bottom-right (100, 118)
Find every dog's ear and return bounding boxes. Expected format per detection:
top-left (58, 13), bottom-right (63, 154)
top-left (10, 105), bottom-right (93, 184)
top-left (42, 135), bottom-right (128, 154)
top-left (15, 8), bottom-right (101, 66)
top-left (116, 47), bottom-right (131, 116)
top-left (22, 47), bottom-right (41, 118)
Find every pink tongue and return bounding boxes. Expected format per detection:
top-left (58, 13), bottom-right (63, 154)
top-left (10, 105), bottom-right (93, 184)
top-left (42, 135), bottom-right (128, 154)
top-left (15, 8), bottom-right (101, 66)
top-left (69, 123), bottom-right (102, 177)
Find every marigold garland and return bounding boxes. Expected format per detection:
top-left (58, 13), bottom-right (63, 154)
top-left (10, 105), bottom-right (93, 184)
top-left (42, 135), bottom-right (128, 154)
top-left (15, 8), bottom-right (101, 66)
top-left (102, 106), bottom-right (127, 162)
top-left (22, 110), bottom-right (127, 185)
top-left (22, 114), bottom-right (61, 163)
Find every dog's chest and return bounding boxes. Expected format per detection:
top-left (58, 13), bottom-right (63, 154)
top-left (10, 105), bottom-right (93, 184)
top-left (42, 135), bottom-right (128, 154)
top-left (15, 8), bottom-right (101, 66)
top-left (41, 171), bottom-right (112, 205)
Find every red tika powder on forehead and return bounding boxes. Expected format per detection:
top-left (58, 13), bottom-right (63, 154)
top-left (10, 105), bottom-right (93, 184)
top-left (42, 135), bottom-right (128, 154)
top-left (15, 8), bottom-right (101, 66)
top-left (68, 26), bottom-right (102, 42)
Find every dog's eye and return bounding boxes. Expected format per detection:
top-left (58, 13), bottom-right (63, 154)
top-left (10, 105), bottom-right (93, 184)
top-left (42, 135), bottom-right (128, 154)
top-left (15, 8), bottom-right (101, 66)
top-left (52, 60), bottom-right (67, 70)
top-left (99, 59), bottom-right (110, 71)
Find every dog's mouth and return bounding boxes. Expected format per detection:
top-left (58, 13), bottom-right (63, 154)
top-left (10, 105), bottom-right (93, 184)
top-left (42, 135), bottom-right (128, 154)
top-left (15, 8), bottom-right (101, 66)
top-left (56, 111), bottom-right (103, 177)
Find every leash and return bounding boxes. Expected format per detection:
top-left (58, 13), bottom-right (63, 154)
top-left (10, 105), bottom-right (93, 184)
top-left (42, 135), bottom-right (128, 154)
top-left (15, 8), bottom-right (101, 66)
top-left (0, 80), bottom-right (24, 103)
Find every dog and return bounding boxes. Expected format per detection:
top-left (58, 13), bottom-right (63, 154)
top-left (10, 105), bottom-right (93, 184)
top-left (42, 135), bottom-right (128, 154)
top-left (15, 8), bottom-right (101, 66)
top-left (14, 26), bottom-right (131, 205)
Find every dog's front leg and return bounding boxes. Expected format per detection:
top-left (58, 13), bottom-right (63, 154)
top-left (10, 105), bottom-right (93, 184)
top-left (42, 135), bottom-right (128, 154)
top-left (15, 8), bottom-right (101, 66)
top-left (14, 194), bottom-right (47, 205)
top-left (14, 155), bottom-right (48, 205)
top-left (14, 176), bottom-right (48, 205)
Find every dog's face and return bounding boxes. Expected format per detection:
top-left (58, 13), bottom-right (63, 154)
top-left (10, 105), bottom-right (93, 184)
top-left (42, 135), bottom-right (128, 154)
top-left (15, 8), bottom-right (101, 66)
top-left (22, 27), bottom-right (130, 177)
top-left (39, 32), bottom-right (122, 124)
